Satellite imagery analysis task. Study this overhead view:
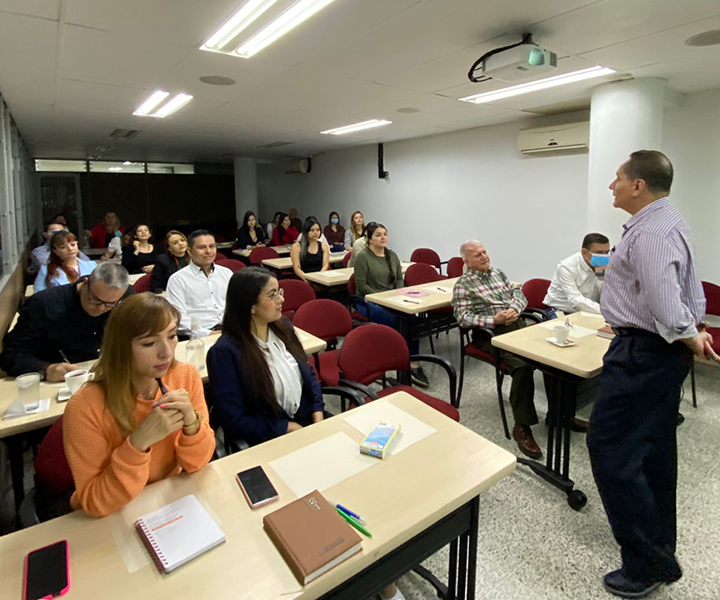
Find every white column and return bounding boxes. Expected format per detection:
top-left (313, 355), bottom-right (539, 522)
top-left (233, 157), bottom-right (258, 228)
top-left (586, 78), bottom-right (666, 237)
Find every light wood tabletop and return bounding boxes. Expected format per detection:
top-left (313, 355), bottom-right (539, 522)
top-left (261, 251), bottom-right (348, 271)
top-left (303, 262), bottom-right (414, 288)
top-left (364, 277), bottom-right (460, 315)
top-left (25, 272), bottom-right (146, 297)
top-left (80, 248), bottom-right (107, 257)
top-left (491, 311), bottom-right (610, 379)
top-left (232, 245), bottom-right (292, 258)
top-left (0, 328), bottom-right (326, 439)
top-left (0, 391), bottom-right (516, 600)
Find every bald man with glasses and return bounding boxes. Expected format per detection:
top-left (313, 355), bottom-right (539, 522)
top-left (0, 263), bottom-right (133, 382)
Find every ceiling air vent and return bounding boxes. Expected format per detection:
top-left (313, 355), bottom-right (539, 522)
top-left (109, 128), bottom-right (141, 140)
top-left (255, 141), bottom-right (293, 150)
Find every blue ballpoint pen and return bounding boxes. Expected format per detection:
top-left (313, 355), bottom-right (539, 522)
top-left (336, 503), bottom-right (366, 525)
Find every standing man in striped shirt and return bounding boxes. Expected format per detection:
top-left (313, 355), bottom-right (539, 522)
top-left (588, 150), bottom-right (716, 599)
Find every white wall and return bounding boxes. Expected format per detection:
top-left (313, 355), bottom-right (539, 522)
top-left (258, 91), bottom-right (720, 285)
top-left (662, 89), bottom-right (720, 284)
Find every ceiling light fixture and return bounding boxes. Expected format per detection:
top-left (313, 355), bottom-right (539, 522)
top-left (153, 94), bottom-right (194, 118)
top-left (133, 91), bottom-right (170, 116)
top-left (320, 119), bottom-right (392, 135)
top-left (201, 0), bottom-right (279, 53)
top-left (235, 0), bottom-right (340, 58)
top-left (459, 66), bottom-right (616, 104)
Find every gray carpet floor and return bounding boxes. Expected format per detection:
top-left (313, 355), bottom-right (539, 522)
top-left (2, 328), bottom-right (718, 599)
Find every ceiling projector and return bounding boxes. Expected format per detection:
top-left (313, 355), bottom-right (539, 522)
top-left (468, 34), bottom-right (557, 83)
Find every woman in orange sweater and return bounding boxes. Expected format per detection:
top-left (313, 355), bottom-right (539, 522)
top-left (63, 293), bottom-right (215, 517)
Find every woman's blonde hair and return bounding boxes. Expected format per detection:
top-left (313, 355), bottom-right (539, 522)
top-left (349, 211), bottom-right (364, 242)
top-left (92, 293), bottom-right (179, 436)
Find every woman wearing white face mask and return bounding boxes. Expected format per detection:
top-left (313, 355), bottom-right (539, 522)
top-left (323, 211), bottom-right (345, 252)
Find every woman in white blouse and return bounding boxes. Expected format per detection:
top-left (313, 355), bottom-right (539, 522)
top-left (206, 267), bottom-right (324, 446)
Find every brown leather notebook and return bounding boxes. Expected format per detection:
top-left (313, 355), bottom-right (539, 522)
top-left (597, 325), bottom-right (616, 339)
top-left (263, 489), bottom-right (362, 585)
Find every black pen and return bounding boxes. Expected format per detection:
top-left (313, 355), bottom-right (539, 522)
top-left (156, 378), bottom-right (168, 395)
top-left (59, 349), bottom-right (70, 363)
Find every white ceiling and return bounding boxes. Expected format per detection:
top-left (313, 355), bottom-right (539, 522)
top-left (1, 0), bottom-right (719, 163)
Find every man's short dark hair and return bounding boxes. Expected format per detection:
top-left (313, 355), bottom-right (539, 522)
top-left (624, 150), bottom-right (674, 194)
top-left (188, 229), bottom-right (214, 248)
top-left (45, 220), bottom-right (65, 232)
top-left (582, 233), bottom-right (609, 250)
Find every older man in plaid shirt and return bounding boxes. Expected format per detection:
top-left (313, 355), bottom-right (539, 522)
top-left (452, 240), bottom-right (543, 458)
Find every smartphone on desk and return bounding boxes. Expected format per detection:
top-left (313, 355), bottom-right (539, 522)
top-left (236, 466), bottom-right (279, 509)
top-left (24, 540), bottom-right (70, 600)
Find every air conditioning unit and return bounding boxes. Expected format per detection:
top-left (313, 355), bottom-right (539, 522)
top-left (284, 158), bottom-right (311, 175)
top-left (517, 121), bottom-right (589, 155)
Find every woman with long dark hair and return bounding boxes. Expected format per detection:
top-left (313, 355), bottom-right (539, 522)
top-left (266, 211), bottom-right (282, 240)
top-left (344, 210), bottom-right (364, 250)
top-left (236, 210), bottom-right (266, 249)
top-left (150, 230), bottom-right (190, 293)
top-left (270, 213), bottom-right (299, 246)
top-left (206, 267), bottom-right (324, 446)
top-left (34, 230), bottom-right (96, 293)
top-left (63, 294), bottom-right (215, 516)
top-left (121, 224), bottom-right (163, 274)
top-left (354, 222), bottom-right (429, 388)
top-left (290, 217), bottom-right (329, 281)
top-left (323, 211), bottom-right (345, 252)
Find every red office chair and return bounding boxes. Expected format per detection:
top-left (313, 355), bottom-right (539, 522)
top-left (457, 312), bottom-right (542, 439)
top-left (410, 248), bottom-right (447, 274)
top-left (347, 274), bottom-right (369, 324)
top-left (19, 417), bottom-right (75, 526)
top-left (293, 299), bottom-right (353, 386)
top-left (249, 247), bottom-right (280, 265)
top-left (342, 251), bottom-right (352, 268)
top-left (446, 257), bottom-right (464, 278)
top-left (132, 273), bottom-right (151, 293)
top-left (279, 279), bottom-right (316, 321)
top-left (402, 264), bottom-right (452, 353)
top-left (338, 324), bottom-right (459, 421)
top-left (521, 278), bottom-right (552, 320)
top-left (215, 258), bottom-right (246, 273)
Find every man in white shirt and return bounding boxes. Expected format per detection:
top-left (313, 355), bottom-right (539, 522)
top-left (543, 233), bottom-right (610, 314)
top-left (166, 229), bottom-right (233, 337)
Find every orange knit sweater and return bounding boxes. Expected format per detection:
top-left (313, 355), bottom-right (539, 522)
top-left (63, 362), bottom-right (215, 517)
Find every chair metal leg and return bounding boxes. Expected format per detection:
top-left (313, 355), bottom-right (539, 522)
top-left (691, 360), bottom-right (697, 408)
top-left (429, 335), bottom-right (435, 354)
top-left (457, 352), bottom-right (466, 408)
top-left (496, 368), bottom-right (510, 440)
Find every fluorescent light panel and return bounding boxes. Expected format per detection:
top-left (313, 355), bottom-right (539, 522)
top-left (133, 92), bottom-right (193, 118)
top-left (460, 66), bottom-right (616, 104)
top-left (320, 119), bottom-right (392, 135)
top-left (201, 0), bottom-right (279, 52)
top-left (236, 0), bottom-right (339, 58)
top-left (133, 90), bottom-right (170, 116)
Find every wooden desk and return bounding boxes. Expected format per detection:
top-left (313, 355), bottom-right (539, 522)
top-left (365, 278), bottom-right (459, 315)
top-left (233, 245), bottom-right (292, 258)
top-left (1, 328), bottom-right (326, 510)
top-left (262, 251), bottom-right (348, 271)
top-left (215, 242), bottom-right (234, 250)
top-left (0, 392), bottom-right (515, 600)
top-left (304, 262), bottom-right (414, 288)
top-left (491, 311), bottom-right (609, 510)
top-left (80, 248), bottom-right (106, 257)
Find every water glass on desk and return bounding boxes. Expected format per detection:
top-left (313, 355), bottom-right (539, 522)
top-left (16, 373), bottom-right (40, 408)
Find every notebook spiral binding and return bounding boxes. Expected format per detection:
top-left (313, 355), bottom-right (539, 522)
top-left (135, 520), bottom-right (170, 573)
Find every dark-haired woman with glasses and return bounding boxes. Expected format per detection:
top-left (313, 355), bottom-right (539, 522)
top-left (206, 267), bottom-right (324, 446)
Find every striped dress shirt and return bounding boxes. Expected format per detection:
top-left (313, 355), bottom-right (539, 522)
top-left (452, 267), bottom-right (527, 329)
top-left (600, 197), bottom-right (706, 343)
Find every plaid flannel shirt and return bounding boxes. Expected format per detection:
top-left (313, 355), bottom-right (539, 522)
top-left (452, 267), bottom-right (527, 329)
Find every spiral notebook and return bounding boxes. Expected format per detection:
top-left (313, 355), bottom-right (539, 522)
top-left (135, 495), bottom-right (225, 574)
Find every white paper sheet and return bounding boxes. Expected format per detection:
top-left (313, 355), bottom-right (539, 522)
top-left (538, 322), bottom-right (597, 339)
top-left (343, 402), bottom-right (437, 455)
top-left (269, 432), bottom-right (378, 498)
top-left (3, 398), bottom-right (51, 419)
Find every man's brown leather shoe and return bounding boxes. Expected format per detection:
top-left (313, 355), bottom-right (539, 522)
top-left (512, 424), bottom-right (542, 459)
top-left (571, 417), bottom-right (589, 433)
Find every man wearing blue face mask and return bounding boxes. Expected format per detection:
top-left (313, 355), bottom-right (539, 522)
top-left (543, 233), bottom-right (610, 314)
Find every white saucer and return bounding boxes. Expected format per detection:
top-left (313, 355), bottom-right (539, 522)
top-left (57, 387), bottom-right (72, 402)
top-left (546, 336), bottom-right (577, 348)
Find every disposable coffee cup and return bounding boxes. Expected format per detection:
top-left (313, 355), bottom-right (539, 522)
top-left (16, 373), bottom-right (40, 407)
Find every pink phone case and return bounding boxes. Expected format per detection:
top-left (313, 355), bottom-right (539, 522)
top-left (23, 540), bottom-right (70, 600)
